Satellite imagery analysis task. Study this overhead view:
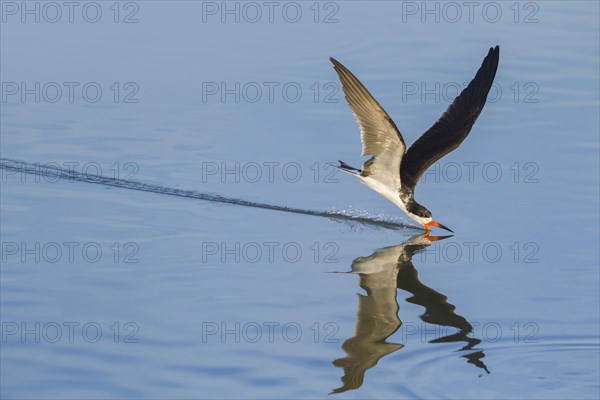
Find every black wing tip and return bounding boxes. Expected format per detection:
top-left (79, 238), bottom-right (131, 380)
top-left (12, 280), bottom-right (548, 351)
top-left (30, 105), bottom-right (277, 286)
top-left (486, 45), bottom-right (500, 58)
top-left (469, 45), bottom-right (500, 94)
top-left (486, 45), bottom-right (500, 72)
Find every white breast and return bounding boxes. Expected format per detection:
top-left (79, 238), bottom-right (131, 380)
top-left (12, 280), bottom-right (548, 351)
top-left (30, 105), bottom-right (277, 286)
top-left (357, 175), bottom-right (407, 211)
top-left (355, 175), bottom-right (431, 226)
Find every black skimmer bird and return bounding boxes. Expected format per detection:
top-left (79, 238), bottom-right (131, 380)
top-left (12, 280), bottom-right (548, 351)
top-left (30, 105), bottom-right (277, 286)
top-left (331, 46), bottom-right (500, 233)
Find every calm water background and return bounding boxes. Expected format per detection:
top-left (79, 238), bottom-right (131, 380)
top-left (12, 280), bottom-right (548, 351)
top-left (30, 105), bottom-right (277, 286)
top-left (1, 1), bottom-right (599, 398)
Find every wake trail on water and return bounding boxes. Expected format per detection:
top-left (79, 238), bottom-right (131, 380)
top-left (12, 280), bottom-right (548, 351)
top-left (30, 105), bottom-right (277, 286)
top-left (0, 158), bottom-right (415, 231)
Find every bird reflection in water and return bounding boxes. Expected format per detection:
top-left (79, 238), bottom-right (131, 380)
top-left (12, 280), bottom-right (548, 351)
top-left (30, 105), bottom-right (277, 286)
top-left (332, 234), bottom-right (489, 394)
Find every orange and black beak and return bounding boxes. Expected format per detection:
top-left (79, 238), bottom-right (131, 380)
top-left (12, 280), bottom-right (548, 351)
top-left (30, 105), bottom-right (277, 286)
top-left (424, 220), bottom-right (454, 233)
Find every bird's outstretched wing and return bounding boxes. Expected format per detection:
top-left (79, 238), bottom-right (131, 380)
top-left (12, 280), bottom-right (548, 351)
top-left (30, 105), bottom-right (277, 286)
top-left (331, 58), bottom-right (406, 190)
top-left (400, 46), bottom-right (500, 194)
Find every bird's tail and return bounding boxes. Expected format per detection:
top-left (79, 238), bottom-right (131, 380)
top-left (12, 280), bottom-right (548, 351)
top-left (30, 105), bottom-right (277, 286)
top-left (337, 160), bottom-right (361, 175)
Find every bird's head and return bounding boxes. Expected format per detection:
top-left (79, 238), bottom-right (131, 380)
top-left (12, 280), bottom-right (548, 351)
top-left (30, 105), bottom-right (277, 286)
top-left (407, 201), bottom-right (453, 233)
